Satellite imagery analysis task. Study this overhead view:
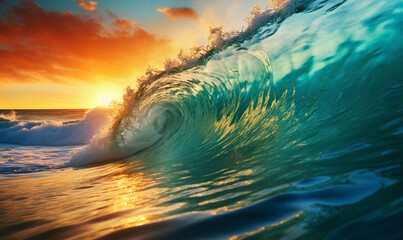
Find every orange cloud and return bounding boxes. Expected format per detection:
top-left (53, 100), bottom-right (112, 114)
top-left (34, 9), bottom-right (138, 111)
top-left (113, 19), bottom-right (136, 29)
top-left (106, 10), bottom-right (136, 29)
top-left (0, 0), bottom-right (173, 86)
top-left (74, 0), bottom-right (98, 12)
top-left (157, 7), bottom-right (198, 20)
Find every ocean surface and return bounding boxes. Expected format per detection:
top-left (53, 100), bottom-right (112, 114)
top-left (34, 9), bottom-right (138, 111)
top-left (1, 0), bottom-right (403, 239)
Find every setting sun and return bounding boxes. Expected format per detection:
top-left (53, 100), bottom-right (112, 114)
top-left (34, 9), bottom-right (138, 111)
top-left (93, 84), bottom-right (125, 107)
top-left (97, 93), bottom-right (120, 107)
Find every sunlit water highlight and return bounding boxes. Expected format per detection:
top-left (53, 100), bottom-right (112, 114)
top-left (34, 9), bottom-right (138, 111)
top-left (1, 0), bottom-right (403, 239)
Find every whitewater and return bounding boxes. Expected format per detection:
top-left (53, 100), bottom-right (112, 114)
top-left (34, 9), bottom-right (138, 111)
top-left (1, 0), bottom-right (403, 239)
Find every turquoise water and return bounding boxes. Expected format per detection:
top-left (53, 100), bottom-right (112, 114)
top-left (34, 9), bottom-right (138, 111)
top-left (1, 0), bottom-right (403, 239)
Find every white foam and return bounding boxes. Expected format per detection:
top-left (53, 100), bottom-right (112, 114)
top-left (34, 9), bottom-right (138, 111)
top-left (68, 106), bottom-right (164, 166)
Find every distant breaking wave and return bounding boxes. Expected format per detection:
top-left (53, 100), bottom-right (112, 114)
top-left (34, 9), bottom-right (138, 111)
top-left (0, 108), bottom-right (112, 146)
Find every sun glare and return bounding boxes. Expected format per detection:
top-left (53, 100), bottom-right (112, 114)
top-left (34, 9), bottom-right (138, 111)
top-left (91, 84), bottom-right (125, 108)
top-left (97, 92), bottom-right (121, 107)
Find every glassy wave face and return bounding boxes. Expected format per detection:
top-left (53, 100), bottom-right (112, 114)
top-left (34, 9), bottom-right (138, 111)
top-left (1, 0), bottom-right (403, 239)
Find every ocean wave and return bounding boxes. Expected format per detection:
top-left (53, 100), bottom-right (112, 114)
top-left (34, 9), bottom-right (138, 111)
top-left (70, 0), bottom-right (403, 169)
top-left (69, 50), bottom-right (284, 166)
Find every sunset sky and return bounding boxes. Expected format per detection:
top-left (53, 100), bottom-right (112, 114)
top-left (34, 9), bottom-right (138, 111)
top-left (0, 0), bottom-right (269, 109)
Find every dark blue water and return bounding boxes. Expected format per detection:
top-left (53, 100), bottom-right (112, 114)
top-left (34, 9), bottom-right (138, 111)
top-left (1, 0), bottom-right (403, 239)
